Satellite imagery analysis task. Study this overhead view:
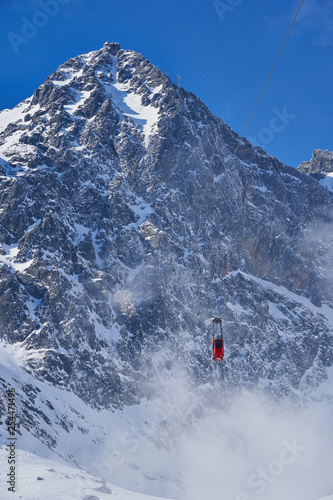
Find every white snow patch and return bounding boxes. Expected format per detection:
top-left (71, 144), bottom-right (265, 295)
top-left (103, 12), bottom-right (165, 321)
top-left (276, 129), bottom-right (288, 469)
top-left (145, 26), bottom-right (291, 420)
top-left (226, 301), bottom-right (250, 316)
top-left (119, 259), bottom-right (145, 285)
top-left (92, 315), bottom-right (121, 344)
top-left (52, 68), bottom-right (84, 88)
top-left (25, 297), bottom-right (42, 321)
top-left (74, 222), bottom-right (90, 240)
top-left (213, 173), bottom-right (224, 183)
top-left (101, 57), bottom-right (161, 147)
top-left (51, 65), bottom-right (86, 88)
top-left (128, 261), bottom-right (145, 284)
top-left (0, 99), bottom-right (33, 133)
top-left (319, 173), bottom-right (333, 192)
top-left (254, 184), bottom-right (268, 192)
top-left (52, 79), bottom-right (69, 87)
top-left (234, 271), bottom-right (333, 328)
top-left (27, 219), bottom-right (42, 231)
top-left (129, 201), bottom-right (155, 226)
top-left (64, 89), bottom-right (93, 116)
top-left (92, 229), bottom-right (104, 267)
top-left (0, 129), bottom-right (24, 160)
top-left (0, 244), bottom-right (33, 272)
top-left (267, 300), bottom-right (288, 321)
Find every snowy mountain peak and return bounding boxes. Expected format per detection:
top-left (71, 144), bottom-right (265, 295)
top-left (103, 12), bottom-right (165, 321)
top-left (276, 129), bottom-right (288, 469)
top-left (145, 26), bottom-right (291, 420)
top-left (298, 149), bottom-right (333, 193)
top-left (1, 42), bottom-right (333, 500)
top-left (298, 149), bottom-right (333, 176)
top-left (0, 43), bottom-right (173, 172)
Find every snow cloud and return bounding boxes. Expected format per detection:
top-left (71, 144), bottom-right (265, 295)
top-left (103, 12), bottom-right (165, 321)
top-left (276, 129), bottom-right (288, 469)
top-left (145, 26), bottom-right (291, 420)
top-left (177, 391), bottom-right (333, 500)
top-left (94, 355), bottom-right (333, 500)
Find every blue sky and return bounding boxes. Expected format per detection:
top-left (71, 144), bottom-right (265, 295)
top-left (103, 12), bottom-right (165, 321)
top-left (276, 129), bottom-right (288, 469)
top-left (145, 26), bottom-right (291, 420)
top-left (0, 0), bottom-right (332, 167)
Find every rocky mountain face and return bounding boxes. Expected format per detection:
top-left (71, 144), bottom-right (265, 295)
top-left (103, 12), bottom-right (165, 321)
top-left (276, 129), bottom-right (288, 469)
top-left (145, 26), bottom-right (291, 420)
top-left (298, 149), bottom-right (333, 194)
top-left (298, 149), bottom-right (333, 176)
top-left (1, 42), bottom-right (333, 455)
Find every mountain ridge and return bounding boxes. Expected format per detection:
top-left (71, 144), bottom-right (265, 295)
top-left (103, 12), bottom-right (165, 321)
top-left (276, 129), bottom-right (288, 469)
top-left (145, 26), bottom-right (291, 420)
top-left (1, 43), bottom-right (333, 486)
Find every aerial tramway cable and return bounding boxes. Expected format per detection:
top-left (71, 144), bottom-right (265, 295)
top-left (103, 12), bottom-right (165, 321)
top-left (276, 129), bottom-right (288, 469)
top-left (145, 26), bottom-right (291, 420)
top-left (204, 1), bottom-right (305, 253)
top-left (109, 2), bottom-right (325, 372)
top-left (236, 0), bottom-right (305, 160)
top-left (203, 0), bottom-right (306, 223)
top-left (191, 1), bottom-right (307, 357)
top-left (146, 2), bottom-right (321, 362)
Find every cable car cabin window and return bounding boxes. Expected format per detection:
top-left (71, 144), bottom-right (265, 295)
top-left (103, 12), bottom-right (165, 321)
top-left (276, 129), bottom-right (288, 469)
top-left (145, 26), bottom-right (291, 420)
top-left (215, 340), bottom-right (222, 348)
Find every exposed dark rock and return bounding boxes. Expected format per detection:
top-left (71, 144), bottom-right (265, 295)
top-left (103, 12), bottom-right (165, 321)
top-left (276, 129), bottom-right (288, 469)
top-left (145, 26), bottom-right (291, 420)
top-left (298, 149), bottom-right (333, 176)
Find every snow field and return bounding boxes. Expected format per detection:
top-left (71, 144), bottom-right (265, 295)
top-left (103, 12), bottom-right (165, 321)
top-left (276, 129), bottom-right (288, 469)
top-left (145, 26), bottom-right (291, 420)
top-left (0, 244), bottom-right (34, 272)
top-left (0, 448), bottom-right (174, 500)
top-left (100, 56), bottom-right (161, 147)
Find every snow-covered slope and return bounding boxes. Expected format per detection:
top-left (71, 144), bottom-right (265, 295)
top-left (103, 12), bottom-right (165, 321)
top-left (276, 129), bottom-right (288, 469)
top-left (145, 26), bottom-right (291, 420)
top-left (0, 448), bottom-right (174, 500)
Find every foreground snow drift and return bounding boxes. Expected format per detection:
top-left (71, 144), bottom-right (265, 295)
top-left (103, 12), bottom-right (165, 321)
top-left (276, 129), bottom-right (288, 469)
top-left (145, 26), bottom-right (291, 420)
top-left (0, 448), bottom-right (174, 500)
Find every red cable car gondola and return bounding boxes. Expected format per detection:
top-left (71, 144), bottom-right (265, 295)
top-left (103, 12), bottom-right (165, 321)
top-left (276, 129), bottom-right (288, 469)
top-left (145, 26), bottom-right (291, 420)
top-left (212, 317), bottom-right (224, 361)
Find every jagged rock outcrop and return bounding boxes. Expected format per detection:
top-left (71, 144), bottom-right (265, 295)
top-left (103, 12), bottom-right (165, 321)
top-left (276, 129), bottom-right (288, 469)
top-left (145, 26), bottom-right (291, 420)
top-left (298, 149), bottom-right (333, 194)
top-left (298, 149), bottom-right (333, 176)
